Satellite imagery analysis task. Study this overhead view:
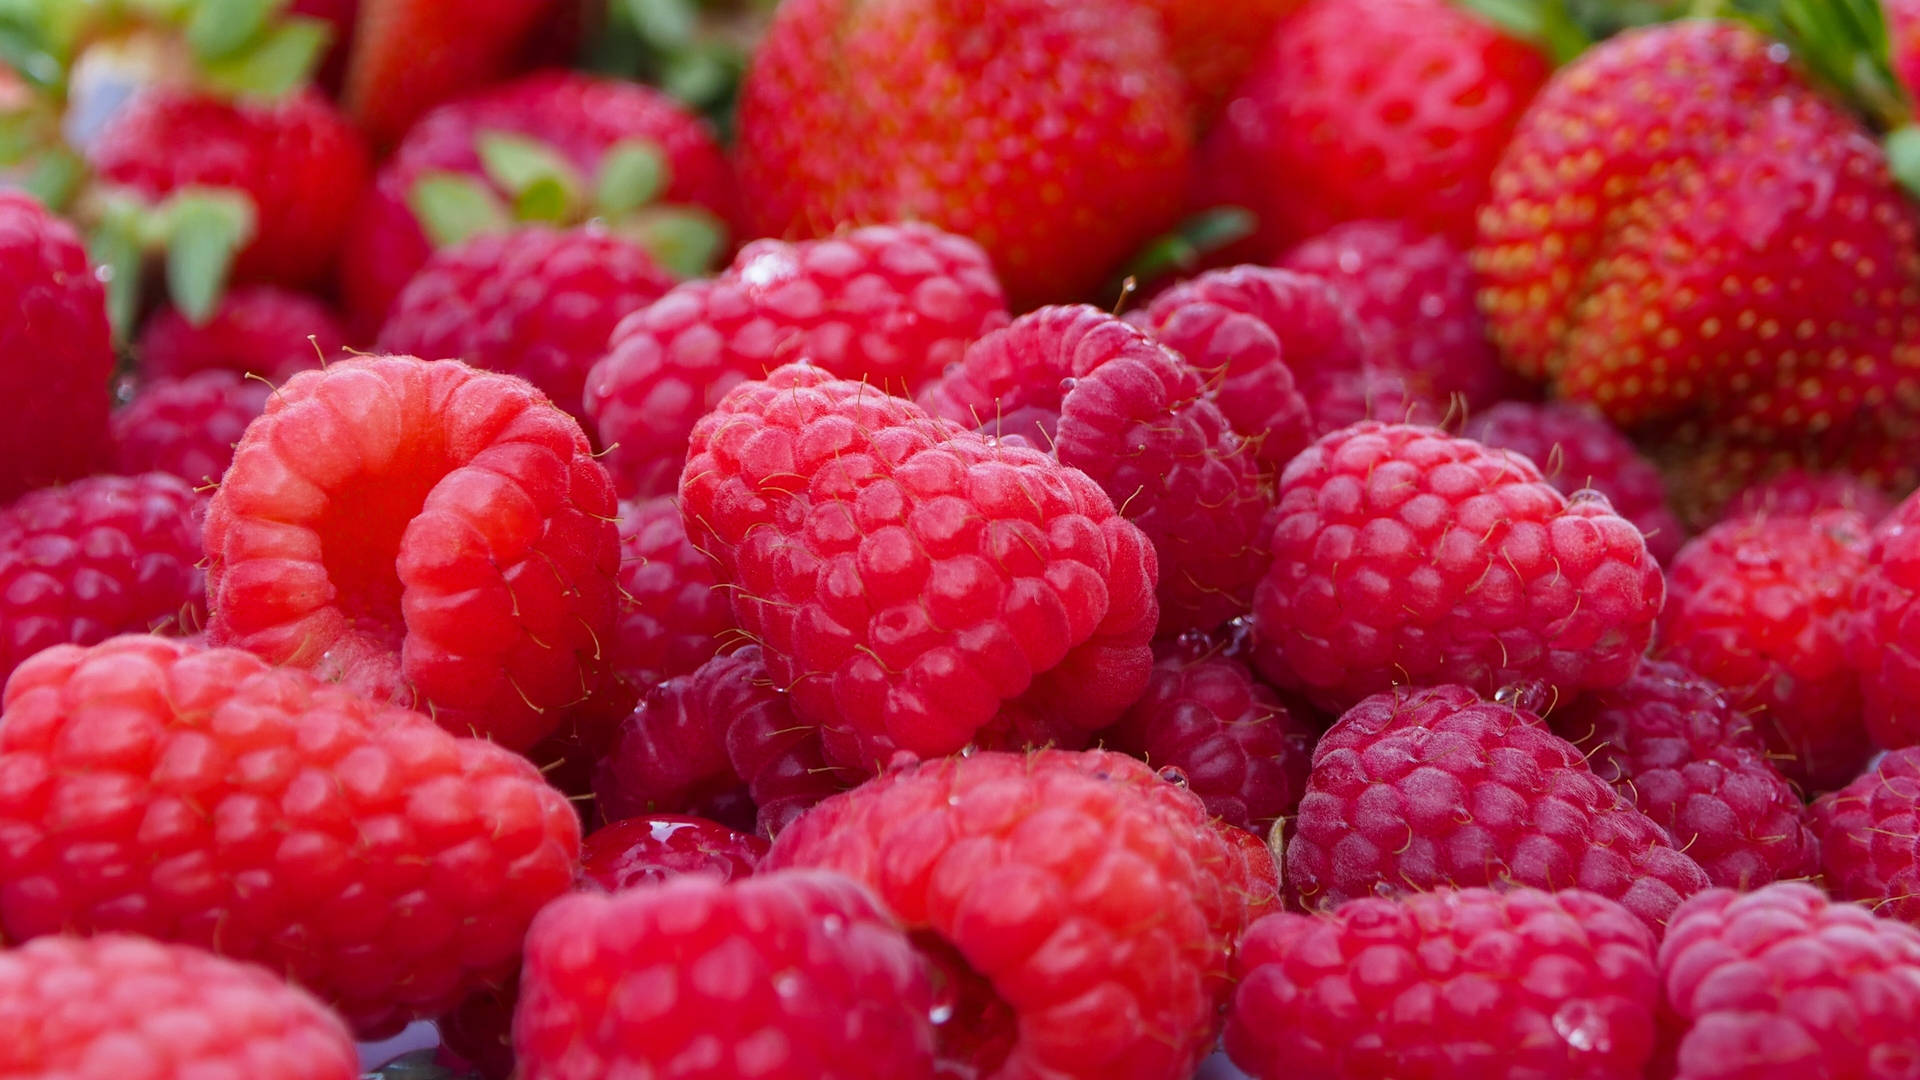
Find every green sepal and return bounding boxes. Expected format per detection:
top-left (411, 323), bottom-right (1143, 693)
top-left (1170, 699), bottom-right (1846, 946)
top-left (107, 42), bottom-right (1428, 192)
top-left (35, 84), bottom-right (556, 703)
top-left (185, 0), bottom-right (290, 61)
top-left (1453, 0), bottom-right (1594, 64)
top-left (1888, 124), bottom-right (1920, 199)
top-left (1760, 0), bottom-right (1911, 128)
top-left (0, 0), bottom-right (91, 89)
top-left (197, 15), bottom-right (330, 99)
top-left (619, 0), bottom-right (696, 48)
top-left (159, 187), bottom-right (256, 325)
top-left (87, 194), bottom-right (147, 339)
top-left (16, 146), bottom-right (81, 208)
top-left (408, 172), bottom-right (514, 248)
top-left (613, 206), bottom-right (726, 278)
top-left (476, 131), bottom-right (584, 223)
top-left (1115, 206), bottom-right (1258, 289)
top-left (594, 140), bottom-right (668, 217)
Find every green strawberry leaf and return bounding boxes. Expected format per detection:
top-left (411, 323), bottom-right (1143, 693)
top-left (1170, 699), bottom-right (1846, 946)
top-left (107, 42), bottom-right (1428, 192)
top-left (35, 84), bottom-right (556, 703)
top-left (1756, 0), bottom-right (1910, 128)
top-left (160, 188), bottom-right (256, 324)
top-left (186, 0), bottom-right (291, 62)
top-left (1452, 0), bottom-right (1592, 63)
top-left (198, 16), bottom-right (330, 99)
top-left (476, 131), bottom-right (585, 222)
top-left (620, 0), bottom-right (697, 48)
top-left (616, 206), bottom-right (726, 278)
top-left (1888, 123), bottom-right (1920, 199)
top-left (409, 172), bottom-right (514, 248)
top-left (87, 196), bottom-right (148, 338)
top-left (1115, 206), bottom-right (1258, 290)
top-left (595, 140), bottom-right (669, 217)
top-left (16, 145), bottom-right (81, 208)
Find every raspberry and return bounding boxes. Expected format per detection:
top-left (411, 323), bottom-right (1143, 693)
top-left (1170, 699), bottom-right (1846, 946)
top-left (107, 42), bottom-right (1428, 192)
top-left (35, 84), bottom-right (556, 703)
top-left (1465, 401), bottom-right (1687, 564)
top-left (1279, 220), bottom-right (1517, 415)
top-left (112, 370), bottom-right (271, 486)
top-left (1251, 422), bottom-right (1665, 712)
top-left (1551, 659), bottom-right (1817, 890)
top-left (0, 635), bottom-right (582, 1034)
top-left (585, 223), bottom-right (1010, 499)
top-left (919, 305), bottom-right (1271, 633)
top-left (1101, 643), bottom-right (1318, 833)
top-left (0, 473), bottom-right (207, 687)
top-left (580, 814), bottom-right (769, 892)
top-left (1658, 508), bottom-right (1872, 790)
top-left (680, 363), bottom-right (1158, 771)
top-left (136, 285), bottom-right (347, 383)
top-left (609, 496), bottom-right (735, 692)
top-left (1288, 685), bottom-right (1710, 930)
top-left (1225, 888), bottom-right (1659, 1080)
top-left (0, 934), bottom-right (359, 1080)
top-left (1812, 747), bottom-right (1920, 925)
top-left (1849, 489), bottom-right (1920, 751)
top-left (765, 749), bottom-right (1277, 1080)
top-left (514, 870), bottom-right (938, 1080)
top-left (377, 225), bottom-right (677, 422)
top-left (203, 355), bottom-right (621, 752)
top-left (1659, 884), bottom-right (1920, 1079)
top-left (0, 191), bottom-right (112, 502)
top-left (1723, 468), bottom-right (1896, 525)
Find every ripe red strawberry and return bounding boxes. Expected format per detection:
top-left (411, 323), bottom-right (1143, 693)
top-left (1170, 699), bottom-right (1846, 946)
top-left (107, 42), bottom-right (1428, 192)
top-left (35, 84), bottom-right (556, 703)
top-left (0, 192), bottom-right (112, 502)
top-left (735, 0), bottom-right (1193, 306)
top-left (1227, 888), bottom-right (1660, 1080)
top-left (112, 370), bottom-right (271, 485)
top-left (202, 355), bottom-right (620, 752)
top-left (514, 870), bottom-right (938, 1080)
top-left (609, 496), bottom-right (735, 693)
top-left (136, 284), bottom-right (347, 383)
top-left (765, 749), bottom-right (1278, 1080)
top-left (1848, 487), bottom-right (1920, 752)
top-left (919, 305), bottom-right (1272, 633)
top-left (0, 634), bottom-right (582, 1034)
top-left (1199, 0), bottom-right (1551, 255)
top-left (344, 0), bottom-right (558, 148)
top-left (1288, 685), bottom-right (1710, 930)
top-left (680, 362), bottom-right (1158, 772)
top-left (1895, 0), bottom-right (1920, 99)
top-left (0, 934), bottom-right (360, 1080)
top-left (1811, 747), bottom-right (1920, 925)
top-left (579, 815), bottom-right (769, 892)
top-left (1132, 0), bottom-right (1302, 117)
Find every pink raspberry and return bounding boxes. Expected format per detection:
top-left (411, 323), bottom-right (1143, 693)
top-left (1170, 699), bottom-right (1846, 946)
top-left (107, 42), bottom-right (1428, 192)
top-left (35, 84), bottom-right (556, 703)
top-left (0, 473), bottom-right (207, 686)
top-left (136, 284), bottom-right (346, 383)
top-left (1226, 887), bottom-right (1660, 1080)
top-left (1279, 220), bottom-right (1518, 415)
top-left (1812, 747), bottom-right (1920, 925)
top-left (680, 362), bottom-right (1158, 771)
top-left (1288, 685), bottom-right (1710, 931)
top-left (1552, 659), bottom-right (1817, 889)
top-left (1659, 508), bottom-right (1872, 790)
top-left (919, 305), bottom-right (1271, 633)
top-left (513, 870), bottom-right (938, 1080)
top-left (579, 814), bottom-right (769, 892)
top-left (1849, 489), bottom-right (1920, 751)
top-left (112, 370), bottom-right (272, 486)
top-left (609, 496), bottom-right (735, 692)
top-left (1659, 884), bottom-right (1920, 1079)
top-left (1723, 468), bottom-right (1897, 525)
top-left (1466, 400), bottom-right (1687, 564)
top-left (1252, 422), bottom-right (1665, 712)
top-left (586, 223), bottom-right (1010, 498)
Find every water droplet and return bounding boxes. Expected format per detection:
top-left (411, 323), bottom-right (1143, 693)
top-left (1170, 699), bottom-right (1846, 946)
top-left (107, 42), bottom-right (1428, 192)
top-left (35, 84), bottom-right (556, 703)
top-left (1373, 881), bottom-right (1398, 897)
top-left (1553, 1001), bottom-right (1612, 1053)
top-left (1337, 252), bottom-right (1362, 274)
top-left (1156, 765), bottom-right (1191, 788)
top-left (1766, 42), bottom-right (1791, 64)
top-left (93, 264), bottom-right (114, 284)
top-left (773, 973), bottom-right (802, 997)
top-left (1493, 679), bottom-right (1551, 715)
top-left (1058, 377), bottom-right (1078, 393)
top-left (1565, 487), bottom-right (1611, 507)
top-left (649, 819), bottom-right (693, 843)
top-left (928, 1002), bottom-right (955, 1025)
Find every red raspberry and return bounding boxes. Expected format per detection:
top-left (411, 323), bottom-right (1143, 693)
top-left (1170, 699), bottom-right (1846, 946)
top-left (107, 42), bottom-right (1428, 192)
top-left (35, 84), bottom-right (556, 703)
top-left (376, 225), bottom-right (676, 422)
top-left (1279, 220), bottom-right (1517, 415)
top-left (580, 814), bottom-right (769, 892)
top-left (0, 473), bottom-right (206, 687)
top-left (1658, 508), bottom-right (1872, 790)
top-left (0, 934), bottom-right (359, 1080)
top-left (514, 869), bottom-right (938, 1080)
top-left (1102, 644), bottom-right (1318, 833)
top-left (919, 305), bottom-right (1271, 633)
top-left (609, 496), bottom-right (734, 692)
top-left (1849, 490), bottom-right (1920, 751)
top-left (0, 635), bottom-right (582, 1034)
top-left (1466, 401), bottom-right (1687, 564)
top-left (585, 223), bottom-right (1011, 499)
top-left (203, 355), bottom-right (620, 752)
top-left (681, 363), bottom-right (1158, 771)
top-left (112, 370), bottom-right (270, 486)
top-left (0, 192), bottom-right (112, 502)
top-left (1252, 422), bottom-right (1665, 712)
top-left (1226, 888), bottom-right (1659, 1080)
top-left (1289, 685), bottom-right (1709, 930)
top-left (1552, 659), bottom-right (1818, 890)
top-left (765, 748), bottom-right (1278, 1080)
top-left (1659, 884), bottom-right (1920, 1079)
top-left (136, 285), bottom-right (347, 383)
top-left (1723, 468), bottom-right (1896, 526)
top-left (1811, 747), bottom-right (1920, 925)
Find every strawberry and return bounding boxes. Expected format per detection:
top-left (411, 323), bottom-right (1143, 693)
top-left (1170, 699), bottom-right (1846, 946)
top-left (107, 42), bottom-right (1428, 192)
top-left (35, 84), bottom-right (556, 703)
top-left (343, 0), bottom-right (561, 149)
top-left (1129, 0), bottom-right (1302, 120)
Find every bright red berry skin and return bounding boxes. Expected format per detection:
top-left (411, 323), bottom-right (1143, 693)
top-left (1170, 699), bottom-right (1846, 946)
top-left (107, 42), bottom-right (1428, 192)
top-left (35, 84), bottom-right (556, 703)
top-left (580, 815), bottom-right (769, 892)
top-left (344, 0), bottom-right (557, 149)
top-left (1659, 884), bottom-right (1920, 1080)
top-left (377, 225), bottom-right (676, 423)
top-left (765, 749), bottom-right (1278, 1080)
top-left (1466, 401), bottom-right (1687, 564)
top-left (1813, 747), bottom-right (1920, 926)
top-left (680, 363), bottom-right (1158, 772)
top-left (920, 305), bottom-right (1272, 634)
top-left (202, 355), bottom-right (620, 753)
top-left (1251, 422), bottom-right (1664, 713)
top-left (1200, 0), bottom-right (1551, 254)
top-left (136, 285), bottom-right (346, 383)
top-left (1131, 0), bottom-right (1302, 116)
top-left (0, 192), bottom-right (112, 502)
top-left (1658, 509), bottom-right (1872, 790)
top-left (89, 90), bottom-right (372, 289)
top-left (1226, 887), bottom-right (1659, 1080)
top-left (0, 934), bottom-right (360, 1080)
top-left (1847, 490), bottom-right (1920, 752)
top-left (735, 0), bottom-right (1193, 307)
top-left (1279, 220), bottom-right (1519, 416)
top-left (1289, 685), bottom-right (1710, 931)
top-left (113, 370), bottom-right (271, 486)
top-left (609, 496), bottom-right (734, 693)
top-left (1552, 659), bottom-right (1817, 890)
top-left (0, 473), bottom-right (206, 688)
top-left (1723, 468), bottom-right (1895, 526)
top-left (514, 870), bottom-right (938, 1080)
top-left (586, 223), bottom-right (1010, 498)
top-left (0, 635), bottom-right (582, 1035)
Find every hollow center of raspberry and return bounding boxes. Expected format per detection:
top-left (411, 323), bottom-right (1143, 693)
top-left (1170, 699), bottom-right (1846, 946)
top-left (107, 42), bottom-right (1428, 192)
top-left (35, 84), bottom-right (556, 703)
top-left (315, 435), bottom-right (454, 649)
top-left (912, 930), bottom-right (1016, 1078)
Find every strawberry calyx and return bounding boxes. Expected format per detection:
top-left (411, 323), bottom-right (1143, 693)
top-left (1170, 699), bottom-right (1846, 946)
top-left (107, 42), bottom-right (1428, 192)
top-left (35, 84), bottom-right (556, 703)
top-left (1451, 0), bottom-right (1594, 63)
top-left (84, 183), bottom-right (255, 333)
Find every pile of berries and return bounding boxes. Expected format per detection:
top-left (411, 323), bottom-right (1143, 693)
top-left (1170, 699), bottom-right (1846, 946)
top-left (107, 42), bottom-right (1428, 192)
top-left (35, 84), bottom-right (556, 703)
top-left (9, 0), bottom-right (1920, 1077)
